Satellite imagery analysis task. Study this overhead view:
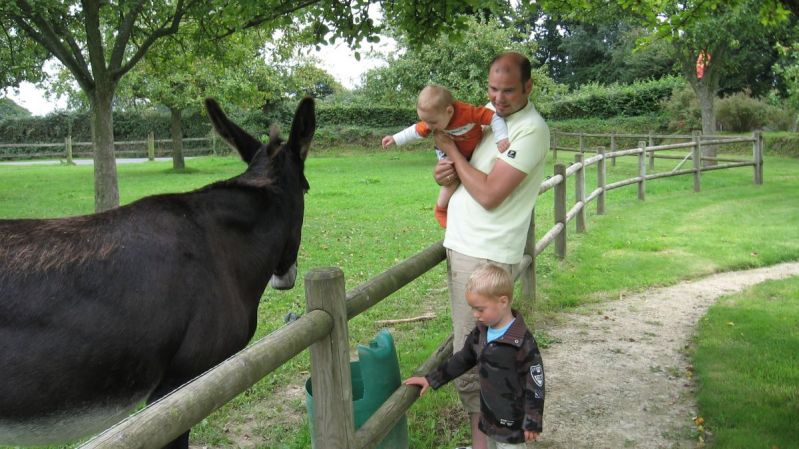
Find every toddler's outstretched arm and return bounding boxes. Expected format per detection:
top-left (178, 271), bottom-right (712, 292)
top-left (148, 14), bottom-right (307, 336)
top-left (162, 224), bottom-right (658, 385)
top-left (381, 135), bottom-right (396, 149)
top-left (403, 376), bottom-right (431, 396)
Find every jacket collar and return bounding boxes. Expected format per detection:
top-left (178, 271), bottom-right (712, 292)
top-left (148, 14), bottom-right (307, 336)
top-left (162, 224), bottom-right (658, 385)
top-left (477, 309), bottom-right (528, 348)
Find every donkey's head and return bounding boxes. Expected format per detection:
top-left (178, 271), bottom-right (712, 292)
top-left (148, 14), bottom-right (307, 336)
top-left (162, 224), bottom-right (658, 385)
top-left (204, 97), bottom-right (315, 290)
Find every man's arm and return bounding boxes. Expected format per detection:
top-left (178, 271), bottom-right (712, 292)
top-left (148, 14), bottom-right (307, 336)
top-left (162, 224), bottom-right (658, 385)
top-left (434, 132), bottom-right (526, 210)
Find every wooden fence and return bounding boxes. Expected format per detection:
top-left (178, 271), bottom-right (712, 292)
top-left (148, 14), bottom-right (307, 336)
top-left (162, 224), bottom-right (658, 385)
top-left (0, 134), bottom-right (219, 161)
top-left (77, 132), bottom-right (764, 449)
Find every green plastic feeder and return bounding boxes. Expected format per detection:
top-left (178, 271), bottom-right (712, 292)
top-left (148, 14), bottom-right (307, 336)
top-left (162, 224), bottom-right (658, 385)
top-left (305, 329), bottom-right (409, 449)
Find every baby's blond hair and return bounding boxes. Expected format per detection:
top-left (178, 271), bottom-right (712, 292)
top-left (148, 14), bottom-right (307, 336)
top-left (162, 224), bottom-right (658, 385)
top-left (465, 263), bottom-right (513, 302)
top-left (417, 84), bottom-right (454, 113)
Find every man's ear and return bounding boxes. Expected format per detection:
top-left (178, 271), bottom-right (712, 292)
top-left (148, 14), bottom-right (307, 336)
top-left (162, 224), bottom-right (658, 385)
top-left (524, 79), bottom-right (533, 96)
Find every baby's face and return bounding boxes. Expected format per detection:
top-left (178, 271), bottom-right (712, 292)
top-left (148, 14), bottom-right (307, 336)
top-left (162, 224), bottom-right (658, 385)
top-left (418, 106), bottom-right (454, 132)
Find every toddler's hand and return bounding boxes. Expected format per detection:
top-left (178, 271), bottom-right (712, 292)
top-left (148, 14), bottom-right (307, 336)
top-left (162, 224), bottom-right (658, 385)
top-left (524, 431), bottom-right (539, 442)
top-left (381, 135), bottom-right (395, 149)
top-left (404, 376), bottom-right (431, 396)
top-left (497, 138), bottom-right (510, 153)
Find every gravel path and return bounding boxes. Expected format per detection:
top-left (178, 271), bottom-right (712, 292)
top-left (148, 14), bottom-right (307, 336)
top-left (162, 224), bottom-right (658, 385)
top-left (534, 261), bottom-right (799, 449)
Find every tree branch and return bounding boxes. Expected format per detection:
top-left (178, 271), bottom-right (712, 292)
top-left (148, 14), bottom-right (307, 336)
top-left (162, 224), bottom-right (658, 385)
top-left (215, 0), bottom-right (322, 39)
top-left (112, 0), bottom-right (194, 80)
top-left (82, 0), bottom-right (109, 85)
top-left (11, 1), bottom-right (94, 91)
top-left (109, 0), bottom-right (147, 71)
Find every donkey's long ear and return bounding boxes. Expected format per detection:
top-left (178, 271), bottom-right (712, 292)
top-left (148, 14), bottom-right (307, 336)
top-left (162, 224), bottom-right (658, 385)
top-left (288, 97), bottom-right (315, 161)
top-left (205, 98), bottom-right (262, 164)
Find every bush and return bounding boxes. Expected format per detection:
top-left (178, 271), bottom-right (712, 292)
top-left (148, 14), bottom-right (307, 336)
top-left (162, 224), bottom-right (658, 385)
top-left (715, 91), bottom-right (770, 132)
top-left (660, 84), bottom-right (702, 132)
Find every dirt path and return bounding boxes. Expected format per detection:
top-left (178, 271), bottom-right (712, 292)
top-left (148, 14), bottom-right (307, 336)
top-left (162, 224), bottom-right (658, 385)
top-left (534, 261), bottom-right (799, 449)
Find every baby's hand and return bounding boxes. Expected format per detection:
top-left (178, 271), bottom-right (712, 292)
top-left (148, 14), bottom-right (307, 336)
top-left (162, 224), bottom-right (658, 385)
top-left (497, 138), bottom-right (510, 153)
top-left (381, 135), bottom-right (396, 149)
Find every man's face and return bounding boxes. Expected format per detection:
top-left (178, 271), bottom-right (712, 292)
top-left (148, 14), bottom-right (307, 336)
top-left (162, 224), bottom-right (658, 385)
top-left (488, 65), bottom-right (532, 117)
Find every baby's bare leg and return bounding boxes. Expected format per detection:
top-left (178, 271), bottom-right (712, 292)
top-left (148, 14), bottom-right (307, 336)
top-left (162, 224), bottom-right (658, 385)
top-left (437, 182), bottom-right (459, 208)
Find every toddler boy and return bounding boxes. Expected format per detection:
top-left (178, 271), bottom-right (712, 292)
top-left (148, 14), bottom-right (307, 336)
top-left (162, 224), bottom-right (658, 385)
top-left (405, 263), bottom-right (544, 448)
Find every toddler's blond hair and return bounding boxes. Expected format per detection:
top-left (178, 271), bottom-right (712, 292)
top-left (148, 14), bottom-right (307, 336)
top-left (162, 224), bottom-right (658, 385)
top-left (417, 85), bottom-right (454, 113)
top-left (465, 263), bottom-right (513, 301)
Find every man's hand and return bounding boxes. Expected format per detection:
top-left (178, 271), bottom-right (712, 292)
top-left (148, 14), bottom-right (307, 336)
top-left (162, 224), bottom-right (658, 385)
top-left (496, 138), bottom-right (510, 152)
top-left (381, 135), bottom-right (396, 149)
top-left (434, 158), bottom-right (458, 186)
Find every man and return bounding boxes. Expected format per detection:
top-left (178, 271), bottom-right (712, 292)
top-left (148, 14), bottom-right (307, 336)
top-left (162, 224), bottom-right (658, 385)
top-left (433, 52), bottom-right (550, 449)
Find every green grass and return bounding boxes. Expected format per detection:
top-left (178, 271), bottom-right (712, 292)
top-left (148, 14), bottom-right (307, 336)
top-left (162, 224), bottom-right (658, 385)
top-left (1, 148), bottom-right (797, 448)
top-left (693, 277), bottom-right (799, 449)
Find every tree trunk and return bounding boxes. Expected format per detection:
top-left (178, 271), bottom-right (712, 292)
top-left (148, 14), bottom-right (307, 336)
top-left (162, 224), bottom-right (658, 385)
top-left (90, 88), bottom-right (120, 212)
top-left (695, 83), bottom-right (717, 167)
top-left (169, 107), bottom-right (185, 170)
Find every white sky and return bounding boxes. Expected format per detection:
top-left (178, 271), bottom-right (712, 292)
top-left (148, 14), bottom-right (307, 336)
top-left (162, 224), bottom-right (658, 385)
top-left (2, 39), bottom-right (393, 117)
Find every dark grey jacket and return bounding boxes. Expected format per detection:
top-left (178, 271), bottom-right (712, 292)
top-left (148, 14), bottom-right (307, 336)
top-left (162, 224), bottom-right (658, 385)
top-left (426, 311), bottom-right (545, 444)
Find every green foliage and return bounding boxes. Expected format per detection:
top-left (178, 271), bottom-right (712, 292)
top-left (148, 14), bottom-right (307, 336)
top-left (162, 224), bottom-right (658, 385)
top-left (660, 83), bottom-right (702, 131)
top-left (0, 97), bottom-right (30, 120)
top-left (0, 110), bottom-right (212, 144)
top-left (694, 278), bottom-right (799, 448)
top-left (357, 16), bottom-right (546, 107)
top-left (541, 77), bottom-right (683, 120)
top-left (715, 91), bottom-right (771, 132)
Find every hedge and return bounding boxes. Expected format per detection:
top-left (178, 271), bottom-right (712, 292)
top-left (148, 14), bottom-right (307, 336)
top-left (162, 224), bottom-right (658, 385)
top-left (540, 77), bottom-right (684, 120)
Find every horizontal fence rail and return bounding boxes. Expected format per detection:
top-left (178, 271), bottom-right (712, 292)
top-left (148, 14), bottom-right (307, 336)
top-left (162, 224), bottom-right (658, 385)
top-left (0, 134), bottom-right (220, 161)
top-left (77, 130), bottom-right (763, 449)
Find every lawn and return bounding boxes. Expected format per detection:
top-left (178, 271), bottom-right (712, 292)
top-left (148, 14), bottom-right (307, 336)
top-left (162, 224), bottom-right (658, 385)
top-left (694, 277), bottom-right (799, 449)
top-left (0, 147), bottom-right (797, 448)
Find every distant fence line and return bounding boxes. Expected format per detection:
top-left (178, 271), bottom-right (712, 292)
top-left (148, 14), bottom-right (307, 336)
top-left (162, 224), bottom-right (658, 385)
top-left (77, 132), bottom-right (764, 448)
top-left (0, 133), bottom-right (218, 161)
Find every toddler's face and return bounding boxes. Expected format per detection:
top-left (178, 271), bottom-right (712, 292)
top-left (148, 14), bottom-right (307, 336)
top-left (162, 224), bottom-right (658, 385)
top-left (418, 106), bottom-right (454, 132)
top-left (466, 291), bottom-right (511, 328)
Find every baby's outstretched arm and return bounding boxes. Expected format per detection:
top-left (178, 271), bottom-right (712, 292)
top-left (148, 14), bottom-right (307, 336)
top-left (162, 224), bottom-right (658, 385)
top-left (381, 135), bottom-right (396, 149)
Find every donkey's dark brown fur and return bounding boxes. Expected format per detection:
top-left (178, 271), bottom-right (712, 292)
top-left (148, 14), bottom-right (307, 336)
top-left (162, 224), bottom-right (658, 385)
top-left (0, 97), bottom-right (315, 449)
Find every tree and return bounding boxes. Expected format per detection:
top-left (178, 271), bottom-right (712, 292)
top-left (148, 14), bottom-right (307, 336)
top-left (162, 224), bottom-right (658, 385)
top-left (358, 16), bottom-right (551, 108)
top-left (0, 97), bottom-right (31, 120)
top-left (285, 62), bottom-right (343, 99)
top-left (120, 27), bottom-right (279, 170)
top-left (0, 0), bottom-right (515, 212)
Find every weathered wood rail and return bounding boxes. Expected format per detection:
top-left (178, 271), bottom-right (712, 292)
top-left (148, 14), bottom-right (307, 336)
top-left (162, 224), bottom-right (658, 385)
top-left (77, 132), bottom-right (763, 449)
top-left (0, 134), bottom-right (218, 161)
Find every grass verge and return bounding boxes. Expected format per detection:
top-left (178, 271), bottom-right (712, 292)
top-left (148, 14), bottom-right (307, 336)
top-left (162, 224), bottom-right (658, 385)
top-left (693, 277), bottom-right (799, 449)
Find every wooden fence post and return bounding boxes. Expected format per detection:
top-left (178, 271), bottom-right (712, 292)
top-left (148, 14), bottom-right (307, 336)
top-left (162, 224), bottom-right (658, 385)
top-left (638, 141), bottom-right (646, 201)
top-left (648, 131), bottom-right (655, 170)
top-left (692, 131), bottom-right (701, 192)
top-left (578, 133), bottom-right (584, 155)
top-left (597, 146), bottom-right (606, 215)
top-left (753, 131), bottom-right (763, 185)
top-left (65, 135), bottom-right (74, 165)
top-left (574, 153), bottom-right (586, 233)
top-left (521, 208), bottom-right (536, 303)
top-left (610, 131), bottom-right (617, 167)
top-left (147, 132), bottom-right (155, 161)
top-left (551, 133), bottom-right (558, 161)
top-left (554, 164), bottom-right (567, 259)
top-left (305, 268), bottom-right (354, 449)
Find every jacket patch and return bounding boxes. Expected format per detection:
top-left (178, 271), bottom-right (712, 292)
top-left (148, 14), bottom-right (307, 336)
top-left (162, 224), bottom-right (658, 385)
top-left (530, 363), bottom-right (544, 387)
top-left (506, 150), bottom-right (517, 159)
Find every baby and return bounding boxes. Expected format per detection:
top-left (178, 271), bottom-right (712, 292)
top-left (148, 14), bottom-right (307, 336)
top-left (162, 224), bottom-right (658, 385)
top-left (382, 85), bottom-right (510, 228)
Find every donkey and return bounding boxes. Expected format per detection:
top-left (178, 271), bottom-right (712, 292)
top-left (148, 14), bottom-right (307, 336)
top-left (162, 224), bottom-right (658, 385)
top-left (0, 97), bottom-right (315, 449)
